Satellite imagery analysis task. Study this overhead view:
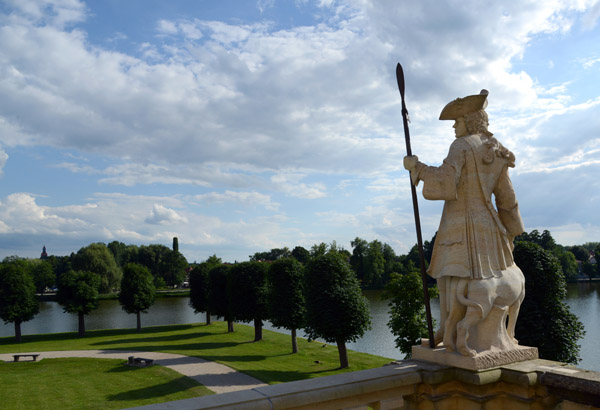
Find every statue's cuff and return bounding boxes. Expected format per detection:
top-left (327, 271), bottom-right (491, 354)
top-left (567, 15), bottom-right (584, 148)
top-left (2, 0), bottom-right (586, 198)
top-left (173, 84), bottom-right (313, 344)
top-left (411, 162), bottom-right (426, 186)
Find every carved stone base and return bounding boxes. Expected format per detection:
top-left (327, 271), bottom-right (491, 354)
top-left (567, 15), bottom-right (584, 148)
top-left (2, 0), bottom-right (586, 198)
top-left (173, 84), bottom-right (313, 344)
top-left (412, 342), bottom-right (539, 371)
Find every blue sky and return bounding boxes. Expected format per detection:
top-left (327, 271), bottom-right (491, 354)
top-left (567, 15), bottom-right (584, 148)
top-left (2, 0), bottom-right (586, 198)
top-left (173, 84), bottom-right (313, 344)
top-left (0, 0), bottom-right (599, 263)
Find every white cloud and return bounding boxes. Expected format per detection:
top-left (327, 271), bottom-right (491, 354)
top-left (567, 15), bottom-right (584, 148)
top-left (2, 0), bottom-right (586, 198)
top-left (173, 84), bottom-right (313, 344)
top-left (271, 173), bottom-right (327, 199)
top-left (145, 204), bottom-right (188, 225)
top-left (195, 190), bottom-right (279, 211)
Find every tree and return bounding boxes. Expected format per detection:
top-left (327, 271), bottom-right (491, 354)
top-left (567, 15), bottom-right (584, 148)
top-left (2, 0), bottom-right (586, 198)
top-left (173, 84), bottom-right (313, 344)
top-left (160, 250), bottom-right (188, 287)
top-left (382, 271), bottom-right (438, 358)
top-left (267, 258), bottom-right (305, 353)
top-left (208, 264), bottom-right (234, 332)
top-left (513, 241), bottom-right (585, 364)
top-left (71, 243), bottom-right (122, 293)
top-left (0, 262), bottom-right (39, 342)
top-left (118, 263), bottom-right (156, 332)
top-left (291, 246), bottom-right (310, 264)
top-left (557, 251), bottom-right (579, 282)
top-left (137, 244), bottom-right (171, 287)
top-left (350, 237), bottom-right (368, 284)
top-left (304, 252), bottom-right (371, 368)
top-left (364, 240), bottom-right (385, 288)
top-left (57, 270), bottom-right (101, 337)
top-left (189, 255), bottom-right (221, 325)
top-left (229, 261), bottom-right (269, 341)
top-left (107, 241), bottom-right (128, 267)
top-left (30, 260), bottom-right (55, 295)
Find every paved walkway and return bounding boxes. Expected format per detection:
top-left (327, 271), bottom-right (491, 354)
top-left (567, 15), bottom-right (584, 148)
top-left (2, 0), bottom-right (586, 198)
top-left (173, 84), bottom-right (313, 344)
top-left (0, 350), bottom-right (268, 394)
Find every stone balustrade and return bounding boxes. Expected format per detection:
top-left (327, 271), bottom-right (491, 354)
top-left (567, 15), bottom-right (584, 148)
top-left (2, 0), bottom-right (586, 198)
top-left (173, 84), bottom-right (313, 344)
top-left (127, 359), bottom-right (600, 410)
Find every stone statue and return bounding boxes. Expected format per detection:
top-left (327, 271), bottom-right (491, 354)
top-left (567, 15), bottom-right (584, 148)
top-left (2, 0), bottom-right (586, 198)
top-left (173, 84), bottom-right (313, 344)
top-left (404, 90), bottom-right (526, 357)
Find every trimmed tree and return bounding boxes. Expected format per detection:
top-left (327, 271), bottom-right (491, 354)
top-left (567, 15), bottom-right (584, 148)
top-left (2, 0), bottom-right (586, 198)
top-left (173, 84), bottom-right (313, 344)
top-left (57, 270), bottom-right (101, 337)
top-left (208, 264), bottom-right (235, 332)
top-left (118, 263), bottom-right (156, 332)
top-left (514, 241), bottom-right (585, 364)
top-left (189, 262), bottom-right (213, 325)
top-left (382, 271), bottom-right (438, 358)
top-left (0, 262), bottom-right (40, 342)
top-left (230, 261), bottom-right (269, 342)
top-left (267, 258), bottom-right (306, 353)
top-left (304, 252), bottom-right (371, 368)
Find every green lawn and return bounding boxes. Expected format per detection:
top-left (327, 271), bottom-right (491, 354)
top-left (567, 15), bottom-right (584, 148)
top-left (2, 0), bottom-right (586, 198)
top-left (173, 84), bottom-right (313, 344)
top-left (0, 321), bottom-right (393, 384)
top-left (0, 357), bottom-right (212, 410)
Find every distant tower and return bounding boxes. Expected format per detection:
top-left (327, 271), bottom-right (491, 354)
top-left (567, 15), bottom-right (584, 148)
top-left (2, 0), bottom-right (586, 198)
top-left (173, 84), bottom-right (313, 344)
top-left (172, 237), bottom-right (179, 253)
top-left (40, 245), bottom-right (48, 260)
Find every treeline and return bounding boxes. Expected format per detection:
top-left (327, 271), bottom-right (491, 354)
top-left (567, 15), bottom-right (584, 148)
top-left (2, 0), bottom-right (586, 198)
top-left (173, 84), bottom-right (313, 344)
top-left (515, 230), bottom-right (599, 282)
top-left (5, 238), bottom-right (188, 297)
top-left (249, 237), bottom-right (435, 289)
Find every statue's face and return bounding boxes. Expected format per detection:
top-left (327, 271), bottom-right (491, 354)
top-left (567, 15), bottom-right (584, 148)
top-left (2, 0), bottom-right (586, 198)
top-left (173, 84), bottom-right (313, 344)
top-left (453, 117), bottom-right (468, 138)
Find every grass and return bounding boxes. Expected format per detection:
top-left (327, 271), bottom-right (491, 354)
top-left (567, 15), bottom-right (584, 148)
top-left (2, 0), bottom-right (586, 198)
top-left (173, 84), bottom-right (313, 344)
top-left (0, 321), bottom-right (393, 384)
top-left (0, 357), bottom-right (212, 410)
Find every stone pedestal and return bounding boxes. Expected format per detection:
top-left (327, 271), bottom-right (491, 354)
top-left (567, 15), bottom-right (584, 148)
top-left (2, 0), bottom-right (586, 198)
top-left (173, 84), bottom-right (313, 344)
top-left (413, 341), bottom-right (539, 371)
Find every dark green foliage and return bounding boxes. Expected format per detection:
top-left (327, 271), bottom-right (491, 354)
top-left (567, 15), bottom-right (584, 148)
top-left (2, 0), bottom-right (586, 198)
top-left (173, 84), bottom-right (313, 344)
top-left (172, 237), bottom-right (179, 252)
top-left (136, 244), bottom-right (187, 288)
top-left (250, 247), bottom-right (291, 262)
top-left (230, 261), bottom-right (269, 341)
top-left (304, 252), bottom-right (371, 368)
top-left (382, 271), bottom-right (438, 358)
top-left (291, 246), bottom-right (310, 264)
top-left (208, 264), bottom-right (234, 331)
top-left (267, 258), bottom-right (305, 352)
top-left (118, 263), bottom-right (156, 332)
top-left (189, 256), bottom-right (221, 324)
top-left (513, 241), bottom-right (585, 364)
top-left (161, 250), bottom-right (188, 287)
top-left (30, 260), bottom-right (55, 295)
top-left (0, 261), bottom-right (40, 342)
top-left (57, 270), bottom-right (101, 337)
top-left (107, 241), bottom-right (128, 267)
top-left (71, 243), bottom-right (122, 293)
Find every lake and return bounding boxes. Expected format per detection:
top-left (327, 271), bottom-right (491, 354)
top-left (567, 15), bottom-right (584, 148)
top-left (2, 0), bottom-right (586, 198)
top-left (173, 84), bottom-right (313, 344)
top-left (1, 283), bottom-right (598, 371)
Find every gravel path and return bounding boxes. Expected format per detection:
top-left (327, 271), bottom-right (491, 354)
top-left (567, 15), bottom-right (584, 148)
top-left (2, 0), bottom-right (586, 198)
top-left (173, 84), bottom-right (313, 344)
top-left (0, 350), bottom-right (268, 394)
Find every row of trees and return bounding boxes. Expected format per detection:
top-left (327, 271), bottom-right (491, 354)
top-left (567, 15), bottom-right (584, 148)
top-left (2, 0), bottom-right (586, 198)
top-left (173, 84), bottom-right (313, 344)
top-left (189, 251), bottom-right (371, 368)
top-left (0, 259), bottom-right (156, 341)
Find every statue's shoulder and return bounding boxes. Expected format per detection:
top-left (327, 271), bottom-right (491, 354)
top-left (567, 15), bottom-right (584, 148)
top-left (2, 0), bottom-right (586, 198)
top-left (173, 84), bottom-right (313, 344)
top-left (450, 134), bottom-right (481, 151)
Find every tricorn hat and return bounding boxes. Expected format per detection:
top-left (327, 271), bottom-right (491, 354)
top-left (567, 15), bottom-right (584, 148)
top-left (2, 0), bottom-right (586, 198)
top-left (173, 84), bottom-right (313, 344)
top-left (439, 89), bottom-right (489, 120)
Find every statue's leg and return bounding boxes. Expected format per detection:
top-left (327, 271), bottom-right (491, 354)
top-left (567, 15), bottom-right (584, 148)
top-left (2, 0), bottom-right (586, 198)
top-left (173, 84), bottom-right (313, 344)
top-left (456, 307), bottom-right (480, 357)
top-left (507, 283), bottom-right (525, 344)
top-left (434, 277), bottom-right (448, 346)
top-left (442, 278), bottom-right (464, 352)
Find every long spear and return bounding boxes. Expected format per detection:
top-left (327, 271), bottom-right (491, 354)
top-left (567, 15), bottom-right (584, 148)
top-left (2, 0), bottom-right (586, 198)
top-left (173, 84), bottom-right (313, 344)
top-left (396, 63), bottom-right (435, 349)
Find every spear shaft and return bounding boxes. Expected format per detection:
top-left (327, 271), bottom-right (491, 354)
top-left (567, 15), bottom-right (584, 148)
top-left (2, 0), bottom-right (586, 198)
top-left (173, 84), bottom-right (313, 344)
top-left (396, 63), bottom-right (435, 349)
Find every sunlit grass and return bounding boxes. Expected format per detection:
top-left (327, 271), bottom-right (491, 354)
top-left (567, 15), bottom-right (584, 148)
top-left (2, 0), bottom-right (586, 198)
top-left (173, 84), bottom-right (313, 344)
top-left (0, 321), bottom-right (393, 384)
top-left (0, 357), bottom-right (212, 410)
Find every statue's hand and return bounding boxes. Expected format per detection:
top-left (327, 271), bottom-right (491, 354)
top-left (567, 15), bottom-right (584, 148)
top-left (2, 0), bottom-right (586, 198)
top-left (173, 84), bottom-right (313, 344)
top-left (403, 155), bottom-right (419, 171)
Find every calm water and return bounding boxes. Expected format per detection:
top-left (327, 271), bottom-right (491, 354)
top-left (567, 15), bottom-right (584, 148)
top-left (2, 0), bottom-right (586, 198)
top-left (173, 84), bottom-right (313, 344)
top-left (1, 283), bottom-right (598, 371)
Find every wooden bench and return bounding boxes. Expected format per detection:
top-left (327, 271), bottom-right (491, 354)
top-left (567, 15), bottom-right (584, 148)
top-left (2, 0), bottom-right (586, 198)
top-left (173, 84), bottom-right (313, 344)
top-left (128, 356), bottom-right (154, 366)
top-left (13, 354), bottom-right (40, 362)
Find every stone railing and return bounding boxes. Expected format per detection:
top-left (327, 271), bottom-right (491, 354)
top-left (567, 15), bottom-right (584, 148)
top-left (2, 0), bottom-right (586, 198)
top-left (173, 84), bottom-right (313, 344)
top-left (128, 359), bottom-right (600, 410)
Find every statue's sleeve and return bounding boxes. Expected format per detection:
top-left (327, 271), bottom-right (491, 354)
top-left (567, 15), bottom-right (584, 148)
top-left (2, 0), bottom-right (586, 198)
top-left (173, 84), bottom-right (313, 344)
top-left (494, 166), bottom-right (525, 237)
top-left (412, 142), bottom-right (465, 201)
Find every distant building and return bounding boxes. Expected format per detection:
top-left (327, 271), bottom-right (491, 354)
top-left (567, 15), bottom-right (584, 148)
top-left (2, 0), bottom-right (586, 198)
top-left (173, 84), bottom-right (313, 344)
top-left (40, 245), bottom-right (48, 260)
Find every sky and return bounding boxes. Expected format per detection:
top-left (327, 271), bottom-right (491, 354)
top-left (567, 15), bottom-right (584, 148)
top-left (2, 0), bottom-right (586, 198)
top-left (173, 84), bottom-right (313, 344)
top-left (0, 0), bottom-right (599, 263)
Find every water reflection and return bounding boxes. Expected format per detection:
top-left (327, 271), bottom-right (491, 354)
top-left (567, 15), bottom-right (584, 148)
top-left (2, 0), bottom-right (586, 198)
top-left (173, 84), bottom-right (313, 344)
top-left (1, 283), bottom-right (598, 371)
